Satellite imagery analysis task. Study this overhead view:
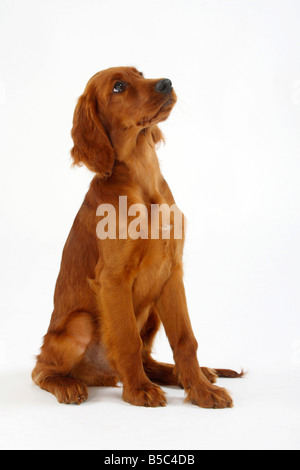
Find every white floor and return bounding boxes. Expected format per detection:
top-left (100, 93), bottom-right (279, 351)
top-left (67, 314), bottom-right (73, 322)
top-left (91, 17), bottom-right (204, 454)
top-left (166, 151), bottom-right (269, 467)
top-left (0, 364), bottom-right (299, 450)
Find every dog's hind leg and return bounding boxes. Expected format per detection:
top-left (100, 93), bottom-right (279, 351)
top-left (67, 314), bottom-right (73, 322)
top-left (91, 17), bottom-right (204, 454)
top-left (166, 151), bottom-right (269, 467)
top-left (70, 341), bottom-right (119, 387)
top-left (32, 312), bottom-right (94, 404)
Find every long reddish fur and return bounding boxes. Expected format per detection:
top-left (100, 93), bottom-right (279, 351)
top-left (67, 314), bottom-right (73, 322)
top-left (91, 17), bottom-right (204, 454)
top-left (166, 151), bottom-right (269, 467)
top-left (32, 67), bottom-right (243, 407)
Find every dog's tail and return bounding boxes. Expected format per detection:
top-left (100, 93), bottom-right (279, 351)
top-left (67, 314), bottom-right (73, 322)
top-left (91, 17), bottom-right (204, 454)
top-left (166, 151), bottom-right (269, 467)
top-left (214, 368), bottom-right (245, 378)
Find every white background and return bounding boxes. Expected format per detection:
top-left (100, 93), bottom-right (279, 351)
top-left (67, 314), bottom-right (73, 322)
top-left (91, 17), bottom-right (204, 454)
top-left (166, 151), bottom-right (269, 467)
top-left (0, 0), bottom-right (300, 450)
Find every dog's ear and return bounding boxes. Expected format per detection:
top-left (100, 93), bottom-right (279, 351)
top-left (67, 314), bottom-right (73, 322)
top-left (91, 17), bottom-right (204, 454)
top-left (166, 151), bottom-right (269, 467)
top-left (151, 125), bottom-right (165, 147)
top-left (71, 90), bottom-right (115, 177)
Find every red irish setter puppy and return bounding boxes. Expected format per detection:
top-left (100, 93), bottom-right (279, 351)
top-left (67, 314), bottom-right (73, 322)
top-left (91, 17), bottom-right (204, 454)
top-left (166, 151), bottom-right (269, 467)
top-left (32, 67), bottom-right (242, 407)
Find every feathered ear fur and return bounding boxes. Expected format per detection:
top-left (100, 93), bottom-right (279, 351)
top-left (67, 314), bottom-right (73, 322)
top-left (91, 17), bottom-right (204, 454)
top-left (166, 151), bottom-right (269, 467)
top-left (151, 125), bottom-right (165, 147)
top-left (71, 90), bottom-right (115, 177)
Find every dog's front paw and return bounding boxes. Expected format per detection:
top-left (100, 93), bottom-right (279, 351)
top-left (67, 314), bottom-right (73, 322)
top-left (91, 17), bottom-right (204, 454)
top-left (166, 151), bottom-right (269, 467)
top-left (186, 384), bottom-right (233, 409)
top-left (122, 382), bottom-right (167, 407)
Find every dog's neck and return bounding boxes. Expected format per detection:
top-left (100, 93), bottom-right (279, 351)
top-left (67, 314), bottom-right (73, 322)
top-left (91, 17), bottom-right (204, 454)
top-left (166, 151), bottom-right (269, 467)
top-left (110, 127), bottom-right (163, 200)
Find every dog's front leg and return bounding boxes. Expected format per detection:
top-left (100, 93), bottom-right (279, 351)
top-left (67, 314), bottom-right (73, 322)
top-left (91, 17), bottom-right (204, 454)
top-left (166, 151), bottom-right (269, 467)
top-left (156, 267), bottom-right (233, 409)
top-left (99, 274), bottom-right (166, 407)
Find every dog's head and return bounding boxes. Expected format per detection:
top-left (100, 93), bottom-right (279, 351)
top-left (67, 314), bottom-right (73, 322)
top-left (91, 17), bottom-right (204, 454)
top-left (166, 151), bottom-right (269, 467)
top-left (71, 66), bottom-right (177, 177)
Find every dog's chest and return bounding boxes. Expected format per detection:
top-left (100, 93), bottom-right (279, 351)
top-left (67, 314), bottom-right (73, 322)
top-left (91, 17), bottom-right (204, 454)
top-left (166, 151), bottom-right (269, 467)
top-left (132, 228), bottom-right (184, 314)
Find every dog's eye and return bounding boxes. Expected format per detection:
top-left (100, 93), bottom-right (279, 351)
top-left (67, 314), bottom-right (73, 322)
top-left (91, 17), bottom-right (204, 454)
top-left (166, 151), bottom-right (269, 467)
top-left (113, 81), bottom-right (126, 93)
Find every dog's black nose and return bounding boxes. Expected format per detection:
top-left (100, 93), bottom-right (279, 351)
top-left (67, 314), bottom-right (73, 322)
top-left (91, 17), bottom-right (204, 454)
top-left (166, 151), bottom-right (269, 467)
top-left (155, 78), bottom-right (173, 94)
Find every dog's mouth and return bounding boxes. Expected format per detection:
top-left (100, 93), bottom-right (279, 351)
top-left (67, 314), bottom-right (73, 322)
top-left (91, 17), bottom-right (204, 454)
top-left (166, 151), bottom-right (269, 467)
top-left (156, 98), bottom-right (176, 116)
top-left (160, 98), bottom-right (175, 109)
top-left (138, 97), bottom-right (176, 127)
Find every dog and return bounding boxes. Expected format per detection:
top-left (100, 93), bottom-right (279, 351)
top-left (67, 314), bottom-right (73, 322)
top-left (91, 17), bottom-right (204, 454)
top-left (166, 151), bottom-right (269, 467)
top-left (32, 67), bottom-right (242, 407)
